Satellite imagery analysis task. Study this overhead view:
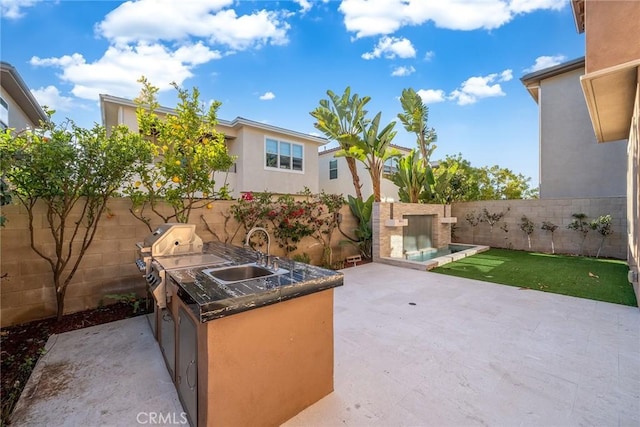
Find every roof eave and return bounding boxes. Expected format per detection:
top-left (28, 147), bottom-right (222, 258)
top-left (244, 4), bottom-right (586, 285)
top-left (99, 94), bottom-right (327, 145)
top-left (0, 61), bottom-right (48, 126)
top-left (520, 57), bottom-right (586, 103)
top-left (580, 59), bottom-right (639, 143)
top-left (571, 0), bottom-right (585, 34)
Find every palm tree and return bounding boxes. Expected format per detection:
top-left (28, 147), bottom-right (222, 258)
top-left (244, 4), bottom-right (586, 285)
top-left (340, 112), bottom-right (400, 202)
top-left (310, 87), bottom-right (370, 200)
top-left (397, 88), bottom-right (437, 169)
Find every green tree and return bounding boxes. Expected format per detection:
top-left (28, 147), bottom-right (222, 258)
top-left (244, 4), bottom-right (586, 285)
top-left (422, 162), bottom-right (459, 204)
top-left (310, 87), bottom-right (370, 200)
top-left (397, 88), bottom-right (437, 168)
top-left (541, 221), bottom-right (558, 254)
top-left (435, 153), bottom-right (538, 201)
top-left (123, 77), bottom-right (235, 229)
top-left (479, 165), bottom-right (537, 200)
top-left (438, 154), bottom-right (482, 202)
top-left (391, 149), bottom-right (426, 203)
top-left (341, 112), bottom-right (400, 202)
top-left (303, 190), bottom-right (345, 268)
top-left (590, 214), bottom-right (613, 258)
top-left (567, 212), bottom-right (590, 256)
top-left (519, 215), bottom-right (535, 249)
top-left (0, 114), bottom-right (149, 320)
top-left (344, 195), bottom-right (374, 259)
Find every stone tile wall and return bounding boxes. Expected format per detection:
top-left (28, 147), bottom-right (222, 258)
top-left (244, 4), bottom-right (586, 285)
top-left (373, 202), bottom-right (454, 261)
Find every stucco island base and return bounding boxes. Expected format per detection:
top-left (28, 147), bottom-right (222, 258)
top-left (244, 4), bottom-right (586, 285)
top-left (189, 288), bottom-right (335, 427)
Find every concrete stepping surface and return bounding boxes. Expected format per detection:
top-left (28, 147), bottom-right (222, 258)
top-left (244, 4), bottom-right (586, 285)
top-left (11, 316), bottom-right (184, 427)
top-left (13, 263), bottom-right (640, 426)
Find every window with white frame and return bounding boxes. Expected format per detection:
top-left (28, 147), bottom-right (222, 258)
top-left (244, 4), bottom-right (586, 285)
top-left (0, 97), bottom-right (8, 130)
top-left (383, 158), bottom-right (397, 175)
top-left (329, 159), bottom-right (338, 179)
top-left (265, 138), bottom-right (303, 171)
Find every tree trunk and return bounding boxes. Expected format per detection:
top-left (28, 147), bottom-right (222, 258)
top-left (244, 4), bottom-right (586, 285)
top-left (371, 169), bottom-right (381, 202)
top-left (345, 157), bottom-right (363, 199)
top-left (596, 236), bottom-right (605, 258)
top-left (410, 189), bottom-right (419, 203)
top-left (56, 286), bottom-right (66, 321)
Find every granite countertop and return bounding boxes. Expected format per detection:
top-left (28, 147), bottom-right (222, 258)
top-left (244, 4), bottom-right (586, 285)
top-left (169, 241), bottom-right (344, 322)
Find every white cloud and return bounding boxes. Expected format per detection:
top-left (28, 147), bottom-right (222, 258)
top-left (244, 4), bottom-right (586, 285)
top-left (96, 0), bottom-right (290, 50)
top-left (259, 91), bottom-right (276, 100)
top-left (500, 69), bottom-right (513, 81)
top-left (416, 89), bottom-right (446, 104)
top-left (391, 66), bottom-right (415, 77)
top-left (509, 0), bottom-right (565, 14)
top-left (424, 50), bottom-right (435, 61)
top-left (29, 1), bottom-right (298, 106)
top-left (30, 42), bottom-right (221, 100)
top-left (525, 55), bottom-right (567, 72)
top-left (362, 36), bottom-right (416, 60)
top-left (294, 0), bottom-right (312, 13)
top-left (448, 70), bottom-right (512, 105)
top-left (339, 0), bottom-right (567, 38)
top-left (30, 53), bottom-right (86, 68)
top-left (0, 0), bottom-right (39, 19)
top-left (30, 86), bottom-right (76, 112)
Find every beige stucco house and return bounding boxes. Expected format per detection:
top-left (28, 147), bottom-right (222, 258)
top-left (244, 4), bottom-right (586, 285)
top-left (318, 144), bottom-right (412, 201)
top-left (100, 94), bottom-right (328, 197)
top-left (0, 62), bottom-right (48, 131)
top-left (570, 0), bottom-right (640, 299)
top-left (521, 57), bottom-right (627, 199)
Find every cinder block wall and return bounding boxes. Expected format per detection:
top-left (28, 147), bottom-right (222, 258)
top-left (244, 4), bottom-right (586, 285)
top-left (451, 197), bottom-right (627, 259)
top-left (0, 198), bottom-right (358, 327)
top-left (373, 202), bottom-right (453, 260)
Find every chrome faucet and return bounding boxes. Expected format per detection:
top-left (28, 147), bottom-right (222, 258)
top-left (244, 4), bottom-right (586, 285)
top-left (245, 227), bottom-right (272, 266)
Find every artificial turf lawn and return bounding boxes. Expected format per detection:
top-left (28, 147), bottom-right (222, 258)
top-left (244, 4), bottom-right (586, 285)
top-left (431, 248), bottom-right (637, 306)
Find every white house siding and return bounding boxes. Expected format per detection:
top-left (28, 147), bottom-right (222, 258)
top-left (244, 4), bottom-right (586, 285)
top-left (100, 95), bottom-right (323, 197)
top-left (318, 148), bottom-right (408, 201)
top-left (232, 126), bottom-right (320, 195)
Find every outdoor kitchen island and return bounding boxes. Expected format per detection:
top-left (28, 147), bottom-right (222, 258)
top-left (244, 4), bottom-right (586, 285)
top-left (163, 241), bottom-right (344, 427)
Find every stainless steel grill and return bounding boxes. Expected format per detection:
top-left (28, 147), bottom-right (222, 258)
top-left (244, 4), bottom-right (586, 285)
top-left (136, 223), bottom-right (225, 309)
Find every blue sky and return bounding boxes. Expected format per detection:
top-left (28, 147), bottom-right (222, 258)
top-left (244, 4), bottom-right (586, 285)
top-left (1, 0), bottom-right (585, 186)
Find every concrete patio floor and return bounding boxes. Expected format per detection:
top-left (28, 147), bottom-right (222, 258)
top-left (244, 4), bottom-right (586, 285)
top-left (12, 263), bottom-right (640, 426)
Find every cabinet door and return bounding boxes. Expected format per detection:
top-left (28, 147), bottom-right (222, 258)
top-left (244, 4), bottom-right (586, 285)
top-left (178, 307), bottom-right (198, 426)
top-left (159, 308), bottom-right (175, 380)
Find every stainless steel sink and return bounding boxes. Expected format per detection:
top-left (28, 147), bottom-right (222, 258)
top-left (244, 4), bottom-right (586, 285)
top-left (203, 263), bottom-right (288, 285)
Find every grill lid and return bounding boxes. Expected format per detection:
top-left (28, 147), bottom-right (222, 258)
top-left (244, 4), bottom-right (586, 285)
top-left (140, 223), bottom-right (203, 256)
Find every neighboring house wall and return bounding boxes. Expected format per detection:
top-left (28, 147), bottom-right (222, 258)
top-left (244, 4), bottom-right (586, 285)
top-left (522, 60), bottom-right (627, 199)
top-left (318, 145), bottom-right (411, 200)
top-left (0, 62), bottom-right (48, 131)
top-left (0, 90), bottom-right (32, 131)
top-left (583, 1), bottom-right (640, 74)
top-left (231, 125), bottom-right (320, 194)
top-left (628, 75), bottom-right (640, 298)
top-left (572, 0), bottom-right (640, 302)
top-left (451, 197), bottom-right (628, 260)
top-left (100, 95), bottom-right (326, 197)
